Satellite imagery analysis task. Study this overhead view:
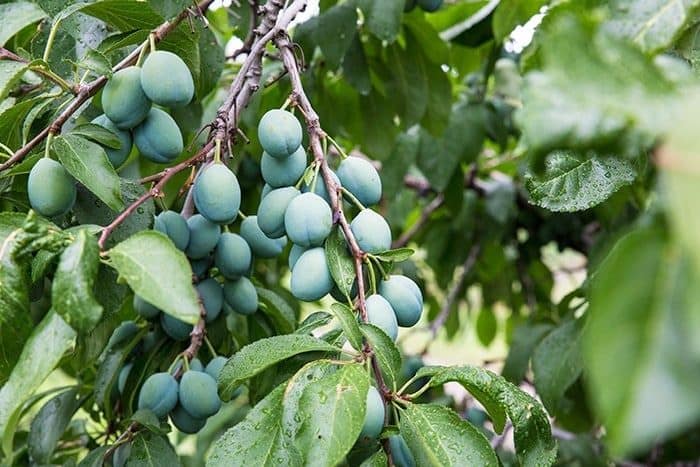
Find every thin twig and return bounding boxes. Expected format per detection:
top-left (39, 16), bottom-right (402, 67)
top-left (392, 194), bottom-right (444, 248)
top-left (429, 244), bottom-right (481, 337)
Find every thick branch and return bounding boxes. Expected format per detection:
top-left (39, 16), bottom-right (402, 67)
top-left (0, 0), bottom-right (216, 172)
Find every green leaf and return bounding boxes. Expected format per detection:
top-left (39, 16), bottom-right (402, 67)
top-left (423, 365), bottom-right (557, 466)
top-left (28, 388), bottom-right (81, 464)
top-left (501, 322), bottom-right (554, 384)
top-left (325, 227), bottom-right (356, 298)
top-left (0, 96), bottom-right (47, 149)
top-left (53, 134), bottom-right (124, 212)
top-left (386, 38), bottom-right (429, 127)
top-left (285, 361), bottom-right (370, 466)
top-left (150, 0), bottom-right (190, 19)
top-left (207, 383), bottom-right (301, 467)
top-left (360, 449), bottom-right (388, 467)
top-left (373, 247), bottom-right (415, 263)
top-left (315, 4), bottom-right (358, 69)
top-left (532, 319), bottom-right (584, 414)
top-left (0, 312), bottom-right (76, 457)
top-left (218, 334), bottom-right (338, 401)
top-left (128, 432), bottom-right (180, 467)
top-left (70, 123), bottom-right (121, 149)
top-left (256, 287), bottom-right (296, 334)
top-left (475, 307), bottom-right (497, 347)
top-left (583, 225), bottom-right (700, 456)
top-left (399, 403), bottom-right (499, 467)
top-left (52, 229), bottom-right (103, 332)
top-left (604, 0), bottom-right (700, 54)
top-left (524, 150), bottom-right (637, 212)
top-left (197, 26), bottom-right (224, 98)
top-left (130, 409), bottom-right (169, 435)
top-left (0, 2), bottom-right (47, 47)
top-left (360, 323), bottom-right (401, 390)
top-left (362, 0), bottom-right (404, 42)
top-left (330, 303), bottom-right (363, 351)
top-left (108, 230), bottom-right (200, 324)
top-left (79, 0), bottom-right (162, 30)
top-left (493, 0), bottom-right (547, 41)
top-left (78, 447), bottom-right (109, 467)
top-left (0, 213), bottom-right (32, 385)
top-left (296, 311), bottom-right (333, 335)
top-left (342, 35), bottom-right (371, 95)
top-left (0, 61), bottom-right (27, 102)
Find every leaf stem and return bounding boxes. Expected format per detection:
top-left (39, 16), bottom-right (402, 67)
top-left (341, 187), bottom-right (365, 211)
top-left (44, 132), bottom-right (54, 159)
top-left (42, 21), bottom-right (61, 63)
top-left (326, 134), bottom-right (348, 158)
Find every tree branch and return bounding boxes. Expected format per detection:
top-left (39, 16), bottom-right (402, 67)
top-left (392, 194), bottom-right (444, 248)
top-left (0, 0), bottom-right (216, 172)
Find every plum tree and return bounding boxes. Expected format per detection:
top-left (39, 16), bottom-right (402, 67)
top-left (193, 163), bottom-right (241, 224)
top-left (223, 277), bottom-right (258, 315)
top-left (288, 244), bottom-right (307, 269)
top-left (239, 216), bottom-right (287, 258)
top-left (359, 386), bottom-right (384, 439)
top-left (214, 232), bottom-right (252, 279)
top-left (101, 66), bottom-right (151, 129)
top-left (178, 370), bottom-right (221, 418)
top-left (170, 405), bottom-right (206, 434)
top-left (389, 435), bottom-right (416, 467)
top-left (27, 158), bottom-right (76, 217)
top-left (378, 275), bottom-right (423, 327)
top-left (140, 51), bottom-right (194, 107)
top-left (366, 294), bottom-right (398, 341)
top-left (260, 146), bottom-right (307, 187)
top-left (137, 372), bottom-right (179, 418)
top-left (290, 247), bottom-right (334, 301)
top-left (133, 295), bottom-right (160, 320)
top-left (154, 211), bottom-right (190, 251)
top-left (336, 156), bottom-right (382, 206)
top-left (160, 313), bottom-right (193, 341)
top-left (350, 209), bottom-right (392, 254)
top-left (185, 214), bottom-right (221, 259)
top-left (91, 114), bottom-right (132, 167)
top-left (205, 356), bottom-right (228, 381)
top-left (257, 109), bottom-right (303, 158)
top-left (196, 278), bottom-right (224, 323)
top-left (284, 192), bottom-right (333, 247)
top-left (257, 187), bottom-right (300, 238)
top-left (133, 108), bottom-right (183, 163)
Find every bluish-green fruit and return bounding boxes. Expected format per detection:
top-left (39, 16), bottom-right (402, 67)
top-left (302, 170), bottom-right (340, 205)
top-left (108, 320), bottom-right (139, 347)
top-left (418, 0), bottom-right (443, 12)
top-left (133, 295), bottom-right (160, 320)
top-left (466, 407), bottom-right (488, 427)
top-left (102, 66), bottom-right (151, 129)
top-left (223, 277), bottom-right (258, 315)
top-left (257, 187), bottom-right (300, 238)
top-left (257, 109), bottom-right (303, 159)
top-left (186, 214), bottom-right (221, 259)
top-left (133, 108), bottom-right (183, 163)
top-left (284, 192), bottom-right (333, 247)
top-left (389, 435), bottom-right (416, 467)
top-left (190, 256), bottom-right (212, 278)
top-left (179, 370), bottom-right (221, 418)
top-left (366, 294), bottom-right (398, 341)
top-left (193, 163), bottom-right (241, 225)
top-left (160, 313), bottom-right (193, 341)
top-left (261, 146), bottom-right (307, 187)
top-left (262, 183), bottom-right (273, 199)
top-left (28, 158), bottom-right (76, 217)
top-left (336, 156), bottom-right (382, 206)
top-left (91, 114), bottom-right (132, 167)
top-left (290, 247), bottom-right (334, 301)
top-left (288, 244), bottom-right (308, 269)
top-left (360, 386), bottom-right (384, 439)
top-left (404, 0), bottom-right (417, 12)
top-left (240, 216), bottom-right (287, 258)
top-left (189, 358), bottom-right (204, 372)
top-left (138, 372), bottom-right (178, 418)
top-left (142, 331), bottom-right (158, 353)
top-left (140, 51), bottom-right (194, 107)
top-left (215, 233), bottom-right (252, 279)
top-left (170, 404), bottom-right (206, 434)
top-left (205, 356), bottom-right (228, 380)
top-left (197, 278), bottom-right (224, 323)
top-left (378, 275), bottom-right (423, 327)
top-left (350, 209), bottom-right (391, 254)
top-left (117, 362), bottom-right (133, 394)
top-left (154, 211), bottom-right (190, 251)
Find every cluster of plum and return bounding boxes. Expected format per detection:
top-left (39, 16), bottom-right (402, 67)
top-left (27, 49), bottom-right (192, 217)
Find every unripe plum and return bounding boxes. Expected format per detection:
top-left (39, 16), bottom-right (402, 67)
top-left (350, 209), bottom-right (391, 254)
top-left (117, 362), bottom-right (133, 394)
top-left (336, 156), bottom-right (381, 206)
top-left (154, 210), bottom-right (190, 251)
top-left (170, 404), bottom-right (207, 434)
top-left (179, 370), bottom-right (221, 418)
top-left (418, 0), bottom-right (443, 12)
top-left (197, 278), bottom-right (224, 323)
top-left (133, 108), bottom-right (183, 163)
top-left (260, 146), bottom-right (307, 187)
top-left (302, 170), bottom-right (340, 205)
top-left (257, 109), bottom-right (303, 159)
top-left (360, 386), bottom-right (384, 439)
top-left (257, 187), bottom-right (299, 238)
top-left (284, 192), bottom-right (332, 247)
top-left (102, 66), bottom-right (151, 129)
top-left (290, 247), bottom-right (333, 301)
top-left (190, 256), bottom-right (212, 279)
top-left (193, 163), bottom-right (241, 225)
top-left (378, 275), bottom-right (423, 327)
top-left (28, 158), bottom-right (76, 217)
top-left (223, 277), bottom-right (258, 315)
top-left (239, 216), bottom-right (287, 258)
top-left (214, 232), bottom-right (252, 279)
top-left (140, 51), bottom-right (194, 107)
top-left (288, 243), bottom-right (307, 269)
top-left (133, 295), bottom-right (160, 320)
top-left (160, 313), bottom-right (193, 341)
top-left (366, 294), bottom-right (398, 341)
top-left (205, 356), bottom-right (228, 381)
top-left (91, 114), bottom-right (132, 167)
top-left (185, 214), bottom-right (221, 259)
top-left (389, 435), bottom-right (416, 467)
top-left (137, 372), bottom-right (178, 418)
top-left (189, 358), bottom-right (204, 372)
